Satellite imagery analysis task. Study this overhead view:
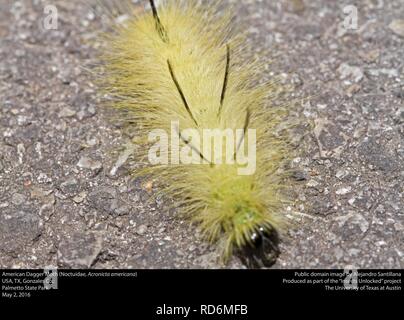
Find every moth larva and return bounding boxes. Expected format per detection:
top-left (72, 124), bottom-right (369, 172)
top-left (97, 0), bottom-right (293, 268)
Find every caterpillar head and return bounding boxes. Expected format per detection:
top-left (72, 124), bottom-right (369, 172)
top-left (237, 225), bottom-right (280, 269)
top-left (195, 168), bottom-right (284, 268)
top-left (220, 200), bottom-right (281, 268)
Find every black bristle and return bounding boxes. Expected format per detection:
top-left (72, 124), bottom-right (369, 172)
top-left (234, 108), bottom-right (251, 159)
top-left (219, 45), bottom-right (231, 113)
top-left (167, 60), bottom-right (199, 127)
top-left (149, 0), bottom-right (169, 43)
top-left (177, 130), bottom-right (211, 164)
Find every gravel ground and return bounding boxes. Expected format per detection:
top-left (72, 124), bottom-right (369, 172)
top-left (0, 0), bottom-right (403, 269)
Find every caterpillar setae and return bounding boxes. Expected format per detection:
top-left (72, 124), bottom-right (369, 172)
top-left (96, 0), bottom-right (295, 268)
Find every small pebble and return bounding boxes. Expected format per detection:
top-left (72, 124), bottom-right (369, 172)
top-left (389, 19), bottom-right (404, 37)
top-left (136, 224), bottom-right (148, 235)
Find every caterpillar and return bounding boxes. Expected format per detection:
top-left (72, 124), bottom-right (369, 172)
top-left (96, 0), bottom-right (294, 268)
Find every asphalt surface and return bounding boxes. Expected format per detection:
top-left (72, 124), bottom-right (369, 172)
top-left (0, 0), bottom-right (403, 268)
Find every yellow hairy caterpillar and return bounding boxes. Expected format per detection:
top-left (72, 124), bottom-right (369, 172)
top-left (97, 0), bottom-right (293, 268)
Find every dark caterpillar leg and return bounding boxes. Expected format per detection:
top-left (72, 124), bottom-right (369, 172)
top-left (237, 225), bottom-right (280, 269)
